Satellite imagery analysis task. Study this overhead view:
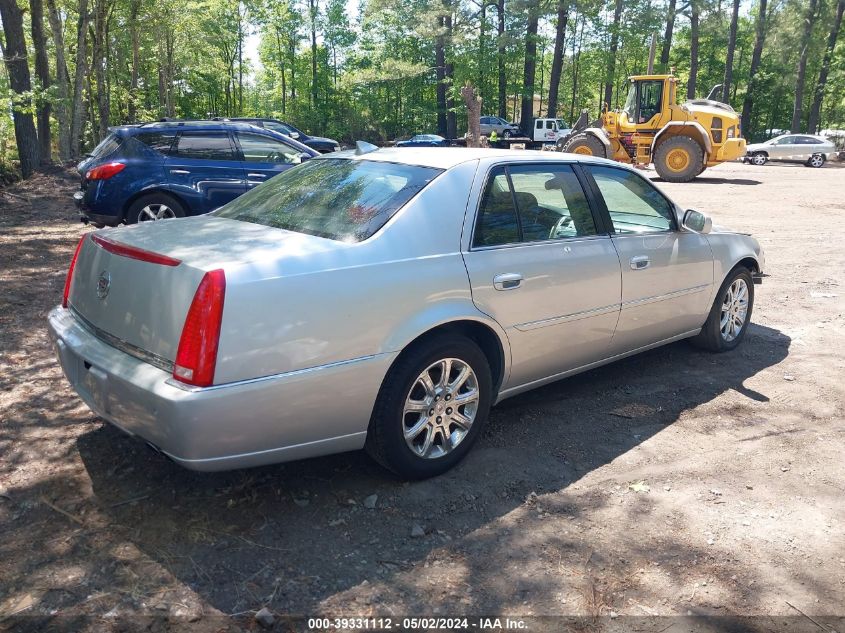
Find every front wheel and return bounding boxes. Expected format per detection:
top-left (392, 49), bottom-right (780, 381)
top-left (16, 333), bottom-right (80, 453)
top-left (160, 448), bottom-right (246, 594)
top-left (365, 336), bottom-right (493, 479)
top-left (691, 267), bottom-right (755, 352)
top-left (751, 152), bottom-right (768, 166)
top-left (653, 136), bottom-right (705, 182)
top-left (502, 130), bottom-right (512, 139)
top-left (562, 133), bottom-right (607, 157)
top-left (807, 153), bottom-right (825, 168)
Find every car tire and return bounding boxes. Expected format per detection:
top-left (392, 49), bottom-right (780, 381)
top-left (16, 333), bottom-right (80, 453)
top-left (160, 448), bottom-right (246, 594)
top-left (562, 133), bottom-right (607, 158)
top-left (807, 153), bottom-right (825, 168)
top-left (125, 193), bottom-right (187, 224)
top-left (751, 152), bottom-right (768, 166)
top-left (653, 136), bottom-right (705, 183)
top-left (503, 130), bottom-right (512, 139)
top-left (365, 335), bottom-right (493, 479)
top-left (690, 267), bottom-right (755, 353)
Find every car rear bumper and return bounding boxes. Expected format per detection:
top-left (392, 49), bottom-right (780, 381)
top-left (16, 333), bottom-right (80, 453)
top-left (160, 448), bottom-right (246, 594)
top-left (74, 188), bottom-right (122, 226)
top-left (48, 306), bottom-right (394, 471)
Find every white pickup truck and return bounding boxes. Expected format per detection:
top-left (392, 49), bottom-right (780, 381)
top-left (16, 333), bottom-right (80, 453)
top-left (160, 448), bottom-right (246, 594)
top-left (532, 118), bottom-right (572, 144)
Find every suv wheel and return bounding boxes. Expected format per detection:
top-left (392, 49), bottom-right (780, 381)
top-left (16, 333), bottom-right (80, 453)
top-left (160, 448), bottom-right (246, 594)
top-left (365, 335), bottom-right (492, 479)
top-left (807, 153), bottom-right (825, 168)
top-left (751, 152), bottom-right (768, 166)
top-left (125, 193), bottom-right (186, 224)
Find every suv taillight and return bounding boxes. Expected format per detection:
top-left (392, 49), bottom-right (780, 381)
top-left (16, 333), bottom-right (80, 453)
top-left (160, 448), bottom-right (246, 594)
top-left (62, 236), bottom-right (87, 308)
top-left (173, 270), bottom-right (226, 387)
top-left (85, 162), bottom-right (126, 180)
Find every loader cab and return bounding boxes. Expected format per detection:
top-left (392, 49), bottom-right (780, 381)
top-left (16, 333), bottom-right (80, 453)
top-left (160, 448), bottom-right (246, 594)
top-left (619, 75), bottom-right (674, 130)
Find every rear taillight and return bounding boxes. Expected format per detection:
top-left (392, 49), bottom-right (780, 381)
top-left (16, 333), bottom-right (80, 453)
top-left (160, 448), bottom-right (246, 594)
top-left (85, 161), bottom-right (126, 180)
top-left (62, 235), bottom-right (87, 308)
top-left (173, 270), bottom-right (226, 387)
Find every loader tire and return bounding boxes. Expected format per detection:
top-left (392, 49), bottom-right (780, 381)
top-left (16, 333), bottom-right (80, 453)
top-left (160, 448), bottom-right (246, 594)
top-left (562, 133), bottom-right (607, 158)
top-left (654, 136), bottom-right (704, 183)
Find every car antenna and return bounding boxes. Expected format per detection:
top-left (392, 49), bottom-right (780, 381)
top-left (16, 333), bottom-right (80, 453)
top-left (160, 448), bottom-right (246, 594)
top-left (355, 140), bottom-right (379, 156)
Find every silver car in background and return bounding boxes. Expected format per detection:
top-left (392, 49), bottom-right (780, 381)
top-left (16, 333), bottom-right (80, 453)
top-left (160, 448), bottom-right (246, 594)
top-left (479, 116), bottom-right (521, 138)
top-left (49, 148), bottom-right (765, 479)
top-left (745, 133), bottom-right (835, 167)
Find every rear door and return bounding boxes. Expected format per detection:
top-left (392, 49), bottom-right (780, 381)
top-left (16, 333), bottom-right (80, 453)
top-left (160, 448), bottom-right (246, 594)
top-left (479, 117), bottom-right (493, 135)
top-left (165, 130), bottom-right (246, 213)
top-left (234, 130), bottom-right (308, 189)
top-left (462, 162), bottom-right (621, 390)
top-left (584, 165), bottom-right (713, 354)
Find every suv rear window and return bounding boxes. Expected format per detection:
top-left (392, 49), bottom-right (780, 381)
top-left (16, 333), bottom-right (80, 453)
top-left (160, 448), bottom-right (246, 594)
top-left (213, 158), bottom-right (442, 242)
top-left (173, 132), bottom-right (236, 160)
top-left (89, 133), bottom-right (121, 159)
top-left (134, 132), bottom-right (176, 154)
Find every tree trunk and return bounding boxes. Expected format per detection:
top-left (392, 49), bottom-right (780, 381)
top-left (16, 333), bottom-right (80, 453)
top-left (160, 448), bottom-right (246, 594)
top-left (128, 0), bottom-right (141, 122)
top-left (435, 24), bottom-right (447, 136)
top-left (46, 0), bottom-right (71, 160)
top-left (0, 0), bottom-right (41, 176)
top-left (687, 1), bottom-right (699, 99)
top-left (29, 0), bottom-right (52, 164)
top-left (722, 0), bottom-right (740, 103)
top-left (445, 9), bottom-right (456, 139)
top-left (791, 0), bottom-right (819, 132)
top-left (520, 5), bottom-right (539, 135)
top-left (496, 0), bottom-right (506, 118)
top-left (70, 0), bottom-right (90, 157)
top-left (461, 83), bottom-right (482, 147)
top-left (546, 0), bottom-right (568, 117)
top-left (807, 0), bottom-right (844, 133)
top-left (740, 0), bottom-right (767, 136)
top-left (569, 12), bottom-right (584, 122)
top-left (603, 0), bottom-right (623, 108)
top-left (310, 0), bottom-right (318, 108)
top-left (93, 0), bottom-right (110, 138)
top-left (659, 0), bottom-right (676, 72)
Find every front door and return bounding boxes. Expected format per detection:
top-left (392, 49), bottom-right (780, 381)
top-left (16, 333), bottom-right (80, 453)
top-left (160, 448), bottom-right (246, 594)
top-left (462, 163), bottom-right (622, 391)
top-left (165, 131), bottom-right (246, 213)
top-left (234, 131), bottom-right (309, 188)
top-left (584, 164), bottom-right (714, 354)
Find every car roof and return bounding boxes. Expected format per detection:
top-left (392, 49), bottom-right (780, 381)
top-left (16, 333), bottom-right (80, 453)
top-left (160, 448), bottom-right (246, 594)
top-left (321, 146), bottom-right (622, 170)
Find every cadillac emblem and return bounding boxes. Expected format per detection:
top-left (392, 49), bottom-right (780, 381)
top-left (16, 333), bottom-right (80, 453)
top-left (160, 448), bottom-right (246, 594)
top-left (96, 271), bottom-right (111, 299)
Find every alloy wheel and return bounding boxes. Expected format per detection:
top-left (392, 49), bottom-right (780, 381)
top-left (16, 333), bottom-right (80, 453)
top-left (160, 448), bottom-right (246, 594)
top-left (752, 153), bottom-right (767, 166)
top-left (720, 278), bottom-right (749, 342)
top-left (809, 154), bottom-right (824, 168)
top-left (402, 358), bottom-right (479, 460)
top-left (138, 203), bottom-right (176, 222)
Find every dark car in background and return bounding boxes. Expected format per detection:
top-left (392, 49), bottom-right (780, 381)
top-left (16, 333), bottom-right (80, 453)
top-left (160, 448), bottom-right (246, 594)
top-left (394, 134), bottom-right (449, 147)
top-left (216, 118), bottom-right (341, 154)
top-left (74, 121), bottom-right (317, 226)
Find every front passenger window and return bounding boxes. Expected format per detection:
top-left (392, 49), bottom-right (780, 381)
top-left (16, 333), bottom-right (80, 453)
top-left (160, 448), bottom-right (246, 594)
top-left (238, 133), bottom-right (302, 164)
top-left (588, 166), bottom-right (673, 234)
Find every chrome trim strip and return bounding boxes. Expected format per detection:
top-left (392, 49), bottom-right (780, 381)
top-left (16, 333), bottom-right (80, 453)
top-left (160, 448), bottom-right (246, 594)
top-left (514, 302), bottom-right (620, 331)
top-left (496, 328), bottom-right (701, 402)
top-left (69, 306), bottom-right (174, 373)
top-left (621, 283), bottom-right (710, 309)
top-left (166, 352), bottom-right (388, 392)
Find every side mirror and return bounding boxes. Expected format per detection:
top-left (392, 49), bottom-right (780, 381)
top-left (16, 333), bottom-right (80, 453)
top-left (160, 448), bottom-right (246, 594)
top-left (297, 152), bottom-right (311, 162)
top-left (682, 209), bottom-right (712, 234)
top-left (290, 132), bottom-right (301, 139)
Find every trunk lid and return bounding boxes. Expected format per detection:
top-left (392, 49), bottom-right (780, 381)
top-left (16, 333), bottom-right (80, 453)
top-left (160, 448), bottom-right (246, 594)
top-left (68, 215), bottom-right (340, 365)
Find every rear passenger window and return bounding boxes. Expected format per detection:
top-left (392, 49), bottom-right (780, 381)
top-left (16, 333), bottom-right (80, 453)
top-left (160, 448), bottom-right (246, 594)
top-left (588, 165), bottom-right (674, 233)
top-left (134, 132), bottom-right (176, 155)
top-left (173, 132), bottom-right (236, 160)
top-left (473, 164), bottom-right (597, 247)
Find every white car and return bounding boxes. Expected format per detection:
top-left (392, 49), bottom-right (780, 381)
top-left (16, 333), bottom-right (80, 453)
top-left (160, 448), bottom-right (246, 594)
top-left (745, 133), bottom-right (835, 167)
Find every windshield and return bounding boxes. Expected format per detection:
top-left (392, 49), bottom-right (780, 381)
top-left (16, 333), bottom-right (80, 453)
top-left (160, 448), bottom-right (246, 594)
top-left (622, 83), bottom-right (637, 121)
top-left (213, 158), bottom-right (443, 242)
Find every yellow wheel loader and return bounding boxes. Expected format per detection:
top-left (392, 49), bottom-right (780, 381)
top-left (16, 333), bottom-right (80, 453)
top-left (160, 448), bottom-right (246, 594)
top-left (559, 75), bottom-right (747, 182)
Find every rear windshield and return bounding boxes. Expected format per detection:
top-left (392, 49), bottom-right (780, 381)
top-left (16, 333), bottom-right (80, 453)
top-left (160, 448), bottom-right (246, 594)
top-left (89, 133), bottom-right (121, 159)
top-left (213, 158), bottom-right (443, 242)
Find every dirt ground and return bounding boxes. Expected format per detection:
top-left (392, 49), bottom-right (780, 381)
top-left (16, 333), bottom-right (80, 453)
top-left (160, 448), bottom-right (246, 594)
top-left (0, 159), bottom-right (843, 633)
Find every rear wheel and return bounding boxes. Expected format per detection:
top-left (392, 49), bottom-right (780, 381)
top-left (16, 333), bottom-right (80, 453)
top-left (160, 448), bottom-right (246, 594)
top-left (751, 152), bottom-right (768, 166)
top-left (654, 136), bottom-right (704, 183)
top-left (691, 267), bottom-right (754, 352)
top-left (125, 193), bottom-right (186, 224)
top-left (365, 335), bottom-right (492, 479)
top-left (807, 153), bottom-right (825, 168)
top-left (562, 133), bottom-right (606, 157)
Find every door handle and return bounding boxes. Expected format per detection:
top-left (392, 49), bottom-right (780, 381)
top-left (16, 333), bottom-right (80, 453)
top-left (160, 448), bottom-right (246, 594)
top-left (630, 255), bottom-right (650, 270)
top-left (493, 273), bottom-right (523, 290)
top-left (169, 169), bottom-right (190, 175)
top-left (247, 173), bottom-right (267, 178)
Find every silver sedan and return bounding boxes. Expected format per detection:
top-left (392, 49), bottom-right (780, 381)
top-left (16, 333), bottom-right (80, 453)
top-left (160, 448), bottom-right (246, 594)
top-left (49, 147), bottom-right (765, 479)
top-left (745, 133), bottom-right (835, 167)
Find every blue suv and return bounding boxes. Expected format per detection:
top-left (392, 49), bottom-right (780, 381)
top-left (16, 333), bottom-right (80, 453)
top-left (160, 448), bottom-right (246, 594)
top-left (75, 121), bottom-right (318, 226)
